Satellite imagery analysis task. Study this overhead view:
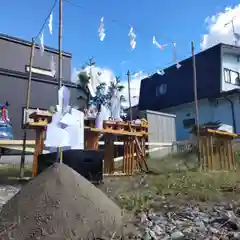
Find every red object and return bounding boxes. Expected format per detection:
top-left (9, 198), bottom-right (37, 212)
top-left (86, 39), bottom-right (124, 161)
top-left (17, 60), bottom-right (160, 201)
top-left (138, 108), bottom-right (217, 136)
top-left (1, 106), bottom-right (7, 123)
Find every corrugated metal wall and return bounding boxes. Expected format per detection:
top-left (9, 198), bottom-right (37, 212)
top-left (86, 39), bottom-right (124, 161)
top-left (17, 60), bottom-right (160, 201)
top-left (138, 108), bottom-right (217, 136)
top-left (0, 74), bottom-right (86, 140)
top-left (143, 110), bottom-right (176, 158)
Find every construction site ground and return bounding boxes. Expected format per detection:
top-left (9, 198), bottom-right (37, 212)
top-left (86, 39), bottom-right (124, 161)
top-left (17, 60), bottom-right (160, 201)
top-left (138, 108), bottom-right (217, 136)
top-left (0, 155), bottom-right (240, 238)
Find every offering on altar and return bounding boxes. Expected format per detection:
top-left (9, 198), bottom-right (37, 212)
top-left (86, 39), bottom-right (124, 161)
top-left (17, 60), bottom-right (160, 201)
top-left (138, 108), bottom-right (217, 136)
top-left (110, 89), bottom-right (122, 121)
top-left (95, 105), bottom-right (110, 129)
top-left (45, 86), bottom-right (84, 152)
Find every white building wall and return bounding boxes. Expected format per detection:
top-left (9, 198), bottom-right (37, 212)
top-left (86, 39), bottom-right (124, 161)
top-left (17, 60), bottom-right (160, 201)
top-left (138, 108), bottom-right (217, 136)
top-left (162, 96), bottom-right (239, 140)
top-left (233, 95), bottom-right (240, 133)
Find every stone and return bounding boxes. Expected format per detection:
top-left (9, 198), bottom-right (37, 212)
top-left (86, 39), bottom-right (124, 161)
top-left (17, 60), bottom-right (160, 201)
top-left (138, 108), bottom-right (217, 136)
top-left (170, 230), bottom-right (184, 239)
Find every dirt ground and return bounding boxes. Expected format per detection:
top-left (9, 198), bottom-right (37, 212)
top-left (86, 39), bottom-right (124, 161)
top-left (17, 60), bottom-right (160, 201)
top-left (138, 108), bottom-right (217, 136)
top-left (0, 159), bottom-right (240, 211)
top-left (0, 160), bottom-right (240, 238)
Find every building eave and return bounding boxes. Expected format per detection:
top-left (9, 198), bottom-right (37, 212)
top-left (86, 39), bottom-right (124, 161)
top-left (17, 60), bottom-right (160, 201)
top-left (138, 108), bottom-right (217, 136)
top-left (0, 67), bottom-right (77, 88)
top-left (220, 43), bottom-right (240, 56)
top-left (0, 33), bottom-right (72, 58)
top-left (148, 43), bottom-right (240, 78)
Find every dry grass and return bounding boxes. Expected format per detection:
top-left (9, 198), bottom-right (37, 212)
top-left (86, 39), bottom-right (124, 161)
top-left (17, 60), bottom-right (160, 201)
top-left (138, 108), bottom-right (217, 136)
top-left (101, 156), bottom-right (240, 212)
top-left (0, 164), bottom-right (32, 183)
top-left (0, 156), bottom-right (239, 214)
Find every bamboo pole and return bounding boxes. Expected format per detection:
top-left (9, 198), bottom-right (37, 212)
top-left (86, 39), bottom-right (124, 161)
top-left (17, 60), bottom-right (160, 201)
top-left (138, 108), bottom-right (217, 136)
top-left (57, 0), bottom-right (63, 164)
top-left (20, 38), bottom-right (35, 178)
top-left (127, 70), bottom-right (132, 121)
top-left (191, 41), bottom-right (201, 167)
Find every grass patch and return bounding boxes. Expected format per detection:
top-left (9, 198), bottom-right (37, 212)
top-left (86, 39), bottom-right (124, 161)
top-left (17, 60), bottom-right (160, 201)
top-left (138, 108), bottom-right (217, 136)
top-left (101, 156), bottom-right (240, 212)
top-left (150, 170), bottom-right (239, 201)
top-left (0, 164), bottom-right (32, 183)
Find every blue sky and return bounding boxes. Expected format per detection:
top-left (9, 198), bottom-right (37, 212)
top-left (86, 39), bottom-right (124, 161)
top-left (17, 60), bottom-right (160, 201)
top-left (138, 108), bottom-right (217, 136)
top-left (0, 0), bottom-right (239, 78)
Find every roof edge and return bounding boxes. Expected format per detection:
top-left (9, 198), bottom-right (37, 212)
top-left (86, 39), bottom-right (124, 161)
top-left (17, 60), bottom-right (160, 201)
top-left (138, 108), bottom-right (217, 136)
top-left (148, 43), bottom-right (240, 77)
top-left (0, 33), bottom-right (72, 58)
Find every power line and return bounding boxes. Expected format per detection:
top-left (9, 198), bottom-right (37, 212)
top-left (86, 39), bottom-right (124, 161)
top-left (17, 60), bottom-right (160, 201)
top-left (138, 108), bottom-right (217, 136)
top-left (63, 0), bottom-right (198, 75)
top-left (34, 0), bottom-right (59, 39)
top-left (63, 0), bottom-right (175, 43)
top-left (133, 49), bottom-right (193, 77)
top-left (63, 0), bottom-right (196, 79)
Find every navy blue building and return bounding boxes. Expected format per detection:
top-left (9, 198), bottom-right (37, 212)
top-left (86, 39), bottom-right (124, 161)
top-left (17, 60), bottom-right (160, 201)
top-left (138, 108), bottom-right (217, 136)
top-left (139, 43), bottom-right (240, 140)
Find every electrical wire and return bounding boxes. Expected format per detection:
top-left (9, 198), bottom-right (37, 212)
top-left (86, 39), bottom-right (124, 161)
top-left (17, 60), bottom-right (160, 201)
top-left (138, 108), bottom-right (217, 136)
top-left (63, 0), bottom-right (196, 76)
top-left (133, 49), bottom-right (193, 77)
top-left (63, 0), bottom-right (175, 43)
top-left (34, 0), bottom-right (59, 40)
top-left (63, 0), bottom-right (196, 79)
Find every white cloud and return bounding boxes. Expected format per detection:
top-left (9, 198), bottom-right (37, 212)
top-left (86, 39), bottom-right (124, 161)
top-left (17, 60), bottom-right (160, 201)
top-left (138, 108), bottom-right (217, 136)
top-left (201, 4), bottom-right (240, 50)
top-left (71, 66), bottom-right (115, 86)
top-left (71, 66), bottom-right (146, 108)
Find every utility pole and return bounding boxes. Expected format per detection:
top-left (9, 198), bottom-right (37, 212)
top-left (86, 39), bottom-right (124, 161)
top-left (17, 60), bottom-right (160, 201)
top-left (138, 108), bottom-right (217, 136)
top-left (127, 70), bottom-right (132, 121)
top-left (224, 17), bottom-right (237, 46)
top-left (20, 38), bottom-right (35, 178)
top-left (191, 41), bottom-right (201, 167)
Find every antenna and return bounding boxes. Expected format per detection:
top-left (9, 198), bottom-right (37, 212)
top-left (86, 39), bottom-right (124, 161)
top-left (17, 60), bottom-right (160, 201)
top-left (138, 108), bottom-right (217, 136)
top-left (224, 16), bottom-right (238, 46)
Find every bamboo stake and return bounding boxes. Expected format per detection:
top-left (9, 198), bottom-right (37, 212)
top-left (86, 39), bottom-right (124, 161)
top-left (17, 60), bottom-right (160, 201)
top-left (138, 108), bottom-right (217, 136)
top-left (20, 38), bottom-right (35, 178)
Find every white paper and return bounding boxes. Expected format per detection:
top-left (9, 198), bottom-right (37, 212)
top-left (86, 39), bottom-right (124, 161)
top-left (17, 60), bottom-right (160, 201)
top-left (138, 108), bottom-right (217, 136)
top-left (44, 86), bottom-right (85, 150)
top-left (40, 32), bottom-right (44, 55)
top-left (218, 124), bottom-right (233, 133)
top-left (58, 86), bottom-right (70, 113)
top-left (111, 91), bottom-right (122, 121)
top-left (60, 112), bottom-right (77, 126)
top-left (65, 125), bottom-right (84, 150)
top-left (45, 123), bottom-right (70, 148)
top-left (95, 114), bottom-right (103, 129)
top-left (48, 12), bottom-right (53, 35)
top-left (71, 108), bottom-right (84, 149)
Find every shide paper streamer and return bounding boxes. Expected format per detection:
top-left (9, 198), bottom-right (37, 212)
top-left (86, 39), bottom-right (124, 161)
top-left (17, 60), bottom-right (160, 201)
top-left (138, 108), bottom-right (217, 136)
top-left (98, 17), bottom-right (106, 41)
top-left (40, 32), bottom-right (44, 56)
top-left (173, 42), bottom-right (181, 69)
top-left (39, 11), bottom-right (53, 56)
top-left (129, 27), bottom-right (136, 50)
top-left (152, 36), bottom-right (168, 50)
top-left (48, 12), bottom-right (53, 35)
top-left (36, 8), bottom-right (185, 77)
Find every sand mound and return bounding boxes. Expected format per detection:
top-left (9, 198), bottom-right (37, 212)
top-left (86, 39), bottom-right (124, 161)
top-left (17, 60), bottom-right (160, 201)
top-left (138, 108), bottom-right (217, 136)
top-left (0, 163), bottom-right (123, 239)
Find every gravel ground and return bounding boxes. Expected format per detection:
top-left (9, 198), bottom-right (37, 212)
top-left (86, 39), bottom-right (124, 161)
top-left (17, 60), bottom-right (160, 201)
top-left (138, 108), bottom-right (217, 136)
top-left (0, 185), bottom-right (21, 209)
top-left (0, 166), bottom-right (240, 239)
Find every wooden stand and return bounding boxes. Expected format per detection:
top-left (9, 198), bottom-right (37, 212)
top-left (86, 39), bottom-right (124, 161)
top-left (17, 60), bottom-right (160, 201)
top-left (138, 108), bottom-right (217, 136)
top-left (199, 129), bottom-right (237, 171)
top-left (28, 111), bottom-right (52, 177)
top-left (84, 127), bottom-right (100, 149)
top-left (84, 120), bottom-right (148, 176)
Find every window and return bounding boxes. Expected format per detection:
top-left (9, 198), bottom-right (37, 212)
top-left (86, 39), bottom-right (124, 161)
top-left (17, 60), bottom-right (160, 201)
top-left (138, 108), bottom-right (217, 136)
top-left (224, 68), bottom-right (240, 85)
top-left (156, 84), bottom-right (167, 96)
top-left (183, 118), bottom-right (195, 129)
top-left (224, 68), bottom-right (231, 83)
top-left (25, 66), bottom-right (55, 77)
